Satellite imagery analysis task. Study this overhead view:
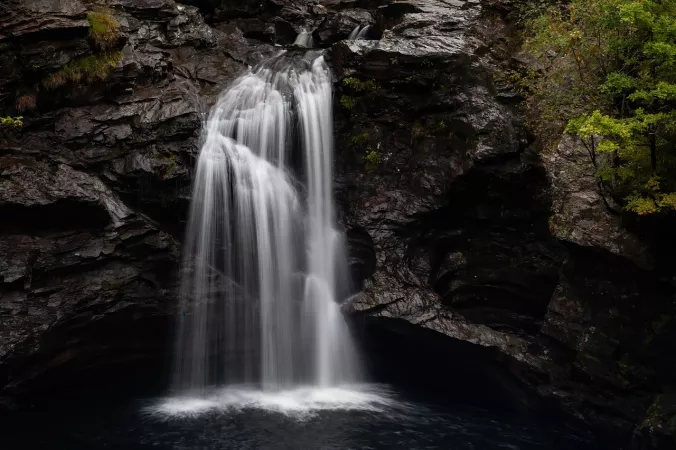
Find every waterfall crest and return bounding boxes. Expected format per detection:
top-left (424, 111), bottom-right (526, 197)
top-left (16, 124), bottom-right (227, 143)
top-left (174, 54), bottom-right (360, 393)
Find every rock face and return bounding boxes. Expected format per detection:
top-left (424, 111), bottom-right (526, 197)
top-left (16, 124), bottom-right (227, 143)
top-left (1, 0), bottom-right (676, 448)
top-left (544, 135), bottom-right (652, 269)
top-left (0, 0), bottom-right (254, 402)
top-left (328, 1), bottom-right (676, 448)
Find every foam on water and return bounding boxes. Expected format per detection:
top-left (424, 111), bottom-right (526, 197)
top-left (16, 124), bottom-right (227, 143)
top-left (146, 384), bottom-right (401, 419)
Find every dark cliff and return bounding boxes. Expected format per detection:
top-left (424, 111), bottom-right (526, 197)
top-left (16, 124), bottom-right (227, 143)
top-left (1, 0), bottom-right (675, 448)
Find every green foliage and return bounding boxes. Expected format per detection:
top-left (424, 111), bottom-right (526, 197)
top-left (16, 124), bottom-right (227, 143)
top-left (340, 95), bottom-right (357, 110)
top-left (88, 10), bottom-right (120, 49)
top-left (364, 150), bottom-right (383, 171)
top-left (43, 51), bottom-right (123, 89)
top-left (350, 131), bottom-right (370, 147)
top-left (522, 0), bottom-right (676, 215)
top-left (0, 116), bottom-right (23, 127)
top-left (342, 77), bottom-right (379, 92)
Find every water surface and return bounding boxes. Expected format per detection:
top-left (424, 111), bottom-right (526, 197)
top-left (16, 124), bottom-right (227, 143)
top-left (6, 384), bottom-right (597, 450)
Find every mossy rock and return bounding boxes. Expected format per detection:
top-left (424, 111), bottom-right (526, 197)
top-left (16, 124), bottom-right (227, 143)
top-left (88, 10), bottom-right (121, 50)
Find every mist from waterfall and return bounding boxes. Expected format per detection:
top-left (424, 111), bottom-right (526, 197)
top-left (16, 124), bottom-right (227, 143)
top-left (173, 53), bottom-right (360, 394)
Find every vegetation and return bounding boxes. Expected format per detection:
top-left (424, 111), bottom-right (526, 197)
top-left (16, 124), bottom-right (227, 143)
top-left (39, 9), bottom-right (121, 90)
top-left (0, 116), bottom-right (23, 127)
top-left (15, 94), bottom-right (36, 112)
top-left (350, 131), bottom-right (370, 147)
top-left (522, 0), bottom-right (676, 215)
top-left (43, 51), bottom-right (123, 89)
top-left (342, 77), bottom-right (379, 92)
top-left (364, 150), bottom-right (383, 171)
top-left (340, 95), bottom-right (358, 110)
top-left (87, 10), bottom-right (120, 49)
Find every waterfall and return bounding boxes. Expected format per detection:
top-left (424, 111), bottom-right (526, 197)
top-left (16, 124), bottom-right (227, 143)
top-left (174, 54), bottom-right (360, 394)
top-left (293, 30), bottom-right (314, 48)
top-left (356, 25), bottom-right (371, 40)
top-left (348, 25), bottom-right (371, 40)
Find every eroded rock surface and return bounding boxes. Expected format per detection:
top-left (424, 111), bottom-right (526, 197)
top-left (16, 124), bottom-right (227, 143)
top-left (329, 1), bottom-right (676, 448)
top-left (0, 0), bottom-right (253, 402)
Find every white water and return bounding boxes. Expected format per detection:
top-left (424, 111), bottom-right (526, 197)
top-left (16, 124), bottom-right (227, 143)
top-left (148, 384), bottom-right (402, 419)
top-left (293, 30), bottom-right (314, 48)
top-left (174, 54), bottom-right (360, 395)
top-left (357, 25), bottom-right (371, 40)
top-left (348, 25), bottom-right (371, 40)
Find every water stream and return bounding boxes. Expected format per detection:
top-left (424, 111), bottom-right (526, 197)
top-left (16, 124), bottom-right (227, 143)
top-left (173, 53), bottom-right (360, 395)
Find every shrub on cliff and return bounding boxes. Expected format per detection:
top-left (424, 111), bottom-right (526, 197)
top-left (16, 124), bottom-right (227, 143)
top-left (15, 94), bottom-right (36, 112)
top-left (0, 116), bottom-right (23, 127)
top-left (87, 9), bottom-right (120, 50)
top-left (43, 51), bottom-right (123, 89)
top-left (522, 0), bottom-right (676, 215)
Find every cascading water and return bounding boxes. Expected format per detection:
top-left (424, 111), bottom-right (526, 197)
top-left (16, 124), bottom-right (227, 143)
top-left (356, 25), bottom-right (371, 40)
top-left (293, 30), bottom-right (314, 48)
top-left (348, 24), bottom-right (371, 40)
top-left (173, 53), bottom-right (360, 394)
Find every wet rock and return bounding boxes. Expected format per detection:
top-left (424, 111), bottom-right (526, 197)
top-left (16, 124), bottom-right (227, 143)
top-left (544, 135), bottom-right (652, 269)
top-left (0, 160), bottom-right (179, 400)
top-left (345, 227), bottom-right (376, 292)
top-left (314, 9), bottom-right (374, 46)
top-left (0, 0), bottom-right (88, 39)
top-left (633, 392), bottom-right (676, 449)
top-left (334, 0), bottom-right (676, 447)
top-left (0, 0), bottom-right (251, 404)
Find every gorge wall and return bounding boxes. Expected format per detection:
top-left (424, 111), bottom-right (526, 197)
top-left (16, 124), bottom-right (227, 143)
top-left (1, 0), bottom-right (675, 448)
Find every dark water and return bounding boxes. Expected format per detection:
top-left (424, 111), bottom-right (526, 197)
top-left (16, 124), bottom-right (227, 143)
top-left (5, 384), bottom-right (597, 450)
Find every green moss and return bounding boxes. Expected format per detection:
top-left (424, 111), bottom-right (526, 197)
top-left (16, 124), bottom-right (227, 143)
top-left (88, 10), bottom-right (120, 49)
top-left (43, 51), bottom-right (123, 89)
top-left (342, 77), bottom-right (379, 92)
top-left (364, 150), bottom-right (383, 171)
top-left (340, 95), bottom-right (358, 110)
top-left (350, 131), bottom-right (370, 147)
top-left (158, 154), bottom-right (179, 180)
top-left (0, 116), bottom-right (23, 127)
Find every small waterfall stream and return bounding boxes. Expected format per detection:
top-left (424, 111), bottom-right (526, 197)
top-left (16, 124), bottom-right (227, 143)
top-left (174, 53), bottom-right (360, 394)
top-left (348, 24), bottom-right (371, 40)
